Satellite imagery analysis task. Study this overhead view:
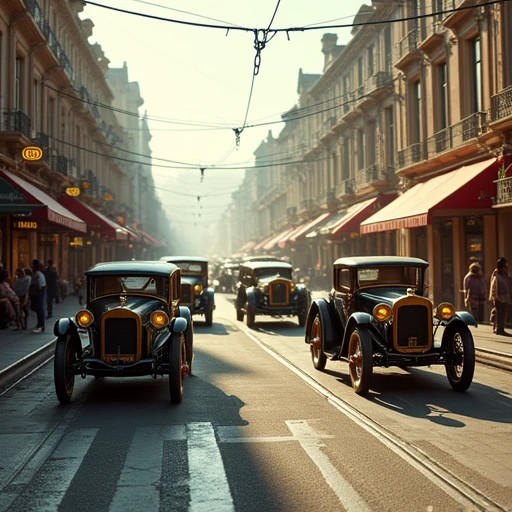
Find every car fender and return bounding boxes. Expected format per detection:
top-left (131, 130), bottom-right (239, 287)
top-left (179, 306), bottom-right (192, 326)
top-left (55, 327), bottom-right (82, 357)
top-left (53, 317), bottom-right (78, 337)
top-left (246, 288), bottom-right (257, 307)
top-left (206, 288), bottom-right (215, 308)
top-left (171, 317), bottom-right (188, 334)
top-left (453, 311), bottom-right (477, 327)
top-left (152, 329), bottom-right (173, 353)
top-left (339, 312), bottom-right (376, 358)
top-left (305, 299), bottom-right (339, 351)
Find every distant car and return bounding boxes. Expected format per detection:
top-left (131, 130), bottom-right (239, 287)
top-left (235, 260), bottom-right (311, 328)
top-left (305, 256), bottom-right (476, 395)
top-left (217, 262), bottom-right (240, 294)
top-left (53, 261), bottom-right (194, 405)
top-left (160, 256), bottom-right (215, 326)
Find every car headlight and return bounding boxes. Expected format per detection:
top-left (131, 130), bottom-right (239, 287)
top-left (151, 310), bottom-right (169, 328)
top-left (76, 310), bottom-right (94, 328)
top-left (194, 284), bottom-right (203, 294)
top-left (435, 302), bottom-right (455, 321)
top-left (373, 303), bottom-right (392, 322)
top-left (290, 282), bottom-right (296, 292)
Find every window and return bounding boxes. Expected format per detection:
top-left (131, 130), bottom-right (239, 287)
top-left (367, 120), bottom-right (376, 166)
top-left (384, 107), bottom-right (395, 169)
top-left (437, 62), bottom-right (448, 129)
top-left (411, 80), bottom-right (422, 143)
top-left (357, 130), bottom-right (365, 170)
top-left (342, 137), bottom-right (350, 180)
top-left (15, 58), bottom-right (22, 109)
top-left (357, 57), bottom-right (364, 87)
top-left (384, 27), bottom-right (392, 73)
top-left (470, 37), bottom-right (482, 113)
top-left (33, 80), bottom-right (38, 134)
top-left (343, 74), bottom-right (350, 114)
top-left (367, 45), bottom-right (374, 77)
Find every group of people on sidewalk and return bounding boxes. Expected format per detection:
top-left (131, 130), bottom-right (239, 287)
top-left (463, 256), bottom-right (512, 337)
top-left (0, 259), bottom-right (61, 334)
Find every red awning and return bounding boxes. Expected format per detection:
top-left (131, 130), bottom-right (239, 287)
top-left (1, 170), bottom-right (86, 233)
top-left (361, 157), bottom-right (497, 234)
top-left (237, 240), bottom-right (256, 253)
top-left (138, 229), bottom-right (164, 248)
top-left (58, 196), bottom-right (130, 241)
top-left (289, 212), bottom-right (331, 242)
top-left (253, 234), bottom-right (275, 252)
top-left (329, 194), bottom-right (396, 236)
top-left (263, 227), bottom-right (295, 251)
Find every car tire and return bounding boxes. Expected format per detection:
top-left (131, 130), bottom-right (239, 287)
top-left (169, 332), bottom-right (185, 404)
top-left (348, 327), bottom-right (373, 395)
top-left (205, 303), bottom-right (213, 327)
top-left (246, 304), bottom-right (256, 328)
top-left (444, 326), bottom-right (475, 392)
top-left (54, 334), bottom-right (76, 404)
top-left (309, 314), bottom-right (327, 371)
top-left (185, 322), bottom-right (194, 376)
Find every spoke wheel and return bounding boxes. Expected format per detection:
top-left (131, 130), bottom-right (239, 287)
top-left (54, 334), bottom-right (76, 404)
top-left (169, 333), bottom-right (186, 404)
top-left (445, 327), bottom-right (475, 392)
top-left (309, 315), bottom-right (327, 371)
top-left (348, 328), bottom-right (373, 395)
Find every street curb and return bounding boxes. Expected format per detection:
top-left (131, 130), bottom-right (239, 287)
top-left (475, 348), bottom-right (512, 372)
top-left (0, 339), bottom-right (56, 395)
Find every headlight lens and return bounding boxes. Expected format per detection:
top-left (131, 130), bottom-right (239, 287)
top-left (373, 303), bottom-right (392, 322)
top-left (436, 302), bottom-right (455, 320)
top-left (194, 284), bottom-right (203, 294)
top-left (289, 282), bottom-right (296, 292)
top-left (151, 310), bottom-right (169, 328)
top-left (76, 310), bottom-right (94, 328)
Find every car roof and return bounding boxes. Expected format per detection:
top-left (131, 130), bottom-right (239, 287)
top-left (86, 260), bottom-right (179, 277)
top-left (242, 261), bottom-right (293, 270)
top-left (159, 256), bottom-right (208, 263)
top-left (333, 256), bottom-right (429, 268)
top-left (242, 256), bottom-right (283, 262)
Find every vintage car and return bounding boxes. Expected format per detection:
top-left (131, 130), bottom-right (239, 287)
top-left (305, 256), bottom-right (476, 394)
top-left (235, 260), bottom-right (311, 328)
top-left (160, 256), bottom-right (215, 326)
top-left (217, 261), bottom-right (240, 293)
top-left (53, 261), bottom-right (193, 405)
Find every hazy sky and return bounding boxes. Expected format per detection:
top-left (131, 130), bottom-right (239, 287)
top-left (81, 0), bottom-right (357, 252)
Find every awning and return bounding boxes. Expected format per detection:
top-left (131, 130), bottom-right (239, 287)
top-left (263, 227), bottom-right (295, 251)
top-left (329, 194), bottom-right (397, 236)
top-left (138, 229), bottom-right (163, 248)
top-left (124, 226), bottom-right (142, 242)
top-left (361, 157), bottom-right (498, 234)
top-left (289, 212), bottom-right (331, 242)
top-left (58, 196), bottom-right (130, 241)
top-left (0, 177), bottom-right (45, 214)
top-left (237, 240), bottom-right (256, 253)
top-left (253, 234), bottom-right (275, 252)
top-left (1, 170), bottom-right (86, 233)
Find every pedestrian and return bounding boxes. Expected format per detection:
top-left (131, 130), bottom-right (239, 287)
top-left (44, 259), bottom-right (59, 318)
top-left (0, 270), bottom-right (21, 330)
top-left (13, 267), bottom-right (31, 330)
top-left (489, 257), bottom-right (511, 336)
top-left (463, 262), bottom-right (487, 322)
top-left (76, 275), bottom-right (84, 305)
top-left (29, 259), bottom-right (46, 333)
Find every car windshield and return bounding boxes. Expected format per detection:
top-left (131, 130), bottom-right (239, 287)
top-left (356, 266), bottom-right (422, 289)
top-left (254, 268), bottom-right (293, 281)
top-left (91, 275), bottom-right (169, 300)
top-left (174, 262), bottom-right (205, 276)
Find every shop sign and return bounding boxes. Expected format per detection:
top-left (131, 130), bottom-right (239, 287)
top-left (21, 146), bottom-right (43, 161)
top-left (41, 234), bottom-right (57, 243)
top-left (81, 181), bottom-right (90, 190)
top-left (66, 187), bottom-right (81, 197)
top-left (12, 220), bottom-right (38, 230)
top-left (0, 179), bottom-right (25, 204)
top-left (349, 232), bottom-right (359, 239)
top-left (69, 237), bottom-right (83, 247)
top-left (104, 192), bottom-right (113, 201)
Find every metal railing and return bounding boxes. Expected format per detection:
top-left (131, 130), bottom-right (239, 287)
top-left (355, 164), bottom-right (388, 188)
top-left (0, 109), bottom-right (31, 137)
top-left (491, 86), bottom-right (512, 122)
top-left (335, 179), bottom-right (354, 197)
top-left (496, 176), bottom-right (512, 206)
top-left (396, 28), bottom-right (418, 62)
top-left (397, 142), bottom-right (424, 168)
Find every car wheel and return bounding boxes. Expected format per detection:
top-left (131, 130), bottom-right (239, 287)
top-left (444, 326), bottom-right (475, 392)
top-left (246, 304), bottom-right (256, 328)
top-left (169, 332), bottom-right (185, 404)
top-left (185, 322), bottom-right (194, 376)
top-left (205, 303), bottom-right (213, 327)
top-left (309, 315), bottom-right (327, 371)
top-left (54, 334), bottom-right (76, 404)
top-left (236, 308), bottom-right (244, 321)
top-left (348, 327), bottom-right (373, 395)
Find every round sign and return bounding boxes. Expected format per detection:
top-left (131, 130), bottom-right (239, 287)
top-left (22, 146), bottom-right (43, 161)
top-left (66, 187), bottom-right (81, 197)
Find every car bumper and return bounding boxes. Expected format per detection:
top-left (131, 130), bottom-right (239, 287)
top-left (75, 357), bottom-right (169, 377)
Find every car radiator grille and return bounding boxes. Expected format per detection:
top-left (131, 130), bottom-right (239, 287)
top-left (104, 318), bottom-right (138, 357)
top-left (270, 282), bottom-right (288, 305)
top-left (180, 284), bottom-right (193, 306)
top-left (395, 305), bottom-right (429, 349)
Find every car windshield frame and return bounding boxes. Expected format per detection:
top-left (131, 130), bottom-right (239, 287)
top-left (254, 268), bottom-right (293, 282)
top-left (90, 274), bottom-right (169, 301)
top-left (173, 262), bottom-right (207, 276)
top-left (355, 265), bottom-right (424, 292)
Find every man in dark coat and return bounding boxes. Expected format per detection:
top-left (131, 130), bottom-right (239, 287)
top-left (45, 259), bottom-right (59, 318)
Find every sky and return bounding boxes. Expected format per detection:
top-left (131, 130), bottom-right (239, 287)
top-left (80, 0), bottom-right (358, 254)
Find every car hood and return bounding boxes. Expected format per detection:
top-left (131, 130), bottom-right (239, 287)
top-left (88, 296), bottom-right (168, 324)
top-left (357, 287), bottom-right (417, 306)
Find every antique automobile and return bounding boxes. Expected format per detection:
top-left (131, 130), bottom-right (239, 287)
top-left (305, 256), bottom-right (476, 395)
top-left (53, 261), bottom-right (193, 405)
top-left (235, 260), bottom-right (311, 328)
top-left (160, 256), bottom-right (215, 326)
top-left (217, 261), bottom-right (240, 293)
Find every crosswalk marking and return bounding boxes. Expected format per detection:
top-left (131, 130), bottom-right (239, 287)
top-left (187, 422), bottom-right (234, 512)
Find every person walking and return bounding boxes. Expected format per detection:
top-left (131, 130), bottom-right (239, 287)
top-left (463, 262), bottom-right (487, 322)
top-left (44, 259), bottom-right (59, 318)
top-left (30, 259), bottom-right (46, 333)
top-left (489, 257), bottom-right (511, 336)
top-left (13, 267), bottom-right (31, 330)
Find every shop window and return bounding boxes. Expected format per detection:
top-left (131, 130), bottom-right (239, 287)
top-left (464, 215), bottom-right (484, 270)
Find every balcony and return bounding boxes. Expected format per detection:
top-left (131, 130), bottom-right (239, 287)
top-left (367, 72), bottom-right (393, 99)
top-left (426, 111), bottom-right (488, 159)
top-left (299, 198), bottom-right (315, 215)
top-left (317, 117), bottom-right (337, 144)
top-left (496, 176), bottom-right (512, 207)
top-left (417, 20), bottom-right (445, 52)
top-left (395, 29), bottom-right (421, 70)
top-left (318, 189), bottom-right (337, 210)
top-left (355, 164), bottom-right (389, 190)
top-left (397, 142), bottom-right (425, 169)
top-left (490, 86), bottom-right (512, 127)
top-left (335, 179), bottom-right (354, 199)
top-left (0, 109), bottom-right (31, 143)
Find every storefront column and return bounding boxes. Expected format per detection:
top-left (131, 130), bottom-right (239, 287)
top-left (452, 217), bottom-right (464, 310)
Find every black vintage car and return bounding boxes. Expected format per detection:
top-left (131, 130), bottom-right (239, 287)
top-left (160, 256), bottom-right (215, 326)
top-left (305, 256), bottom-right (476, 394)
top-left (235, 260), bottom-right (311, 328)
top-left (53, 261), bottom-right (193, 404)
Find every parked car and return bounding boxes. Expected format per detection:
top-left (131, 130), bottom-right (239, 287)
top-left (235, 260), bottom-right (311, 328)
top-left (53, 261), bottom-right (193, 405)
top-left (305, 256), bottom-right (476, 395)
top-left (160, 256), bottom-right (215, 326)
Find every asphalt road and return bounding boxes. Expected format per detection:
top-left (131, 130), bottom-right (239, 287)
top-left (0, 295), bottom-right (511, 511)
